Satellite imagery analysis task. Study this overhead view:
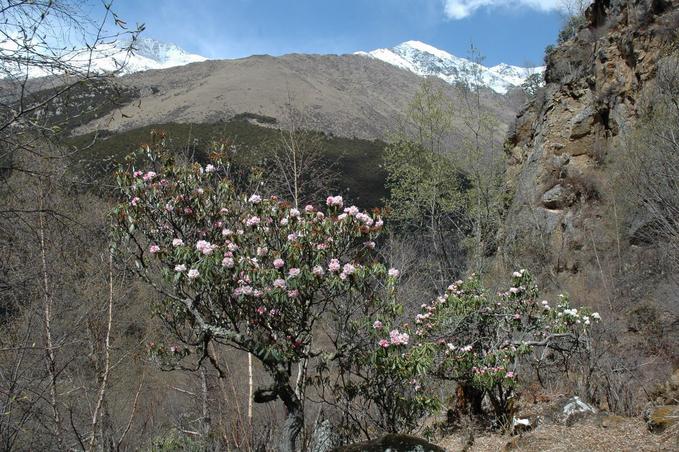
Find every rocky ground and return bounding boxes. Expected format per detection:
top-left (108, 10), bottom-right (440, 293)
top-left (433, 367), bottom-right (679, 451)
top-left (439, 413), bottom-right (677, 451)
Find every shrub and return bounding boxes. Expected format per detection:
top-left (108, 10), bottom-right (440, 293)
top-left (558, 14), bottom-right (587, 44)
top-left (393, 270), bottom-right (600, 424)
top-left (330, 270), bottom-right (601, 432)
top-left (617, 54), bottom-right (679, 274)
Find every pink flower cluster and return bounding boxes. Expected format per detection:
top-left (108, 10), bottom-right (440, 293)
top-left (196, 240), bottom-right (217, 255)
top-left (245, 216), bottom-right (261, 227)
top-left (288, 268), bottom-right (300, 277)
top-left (142, 171), bottom-right (157, 182)
top-left (388, 329), bottom-right (409, 346)
top-left (248, 194), bottom-right (262, 204)
top-left (328, 259), bottom-right (341, 272)
top-left (326, 195), bottom-right (343, 207)
top-left (471, 365), bottom-right (512, 378)
top-left (312, 265), bottom-right (325, 276)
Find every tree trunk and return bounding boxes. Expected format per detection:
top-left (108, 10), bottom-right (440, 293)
top-left (200, 367), bottom-right (211, 438)
top-left (456, 384), bottom-right (484, 417)
top-left (276, 382), bottom-right (304, 452)
top-left (279, 408), bottom-right (304, 452)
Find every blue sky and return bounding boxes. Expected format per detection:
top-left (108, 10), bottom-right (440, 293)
top-left (109, 0), bottom-right (569, 67)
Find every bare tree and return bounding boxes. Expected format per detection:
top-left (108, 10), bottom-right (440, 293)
top-left (618, 54), bottom-right (679, 275)
top-left (455, 45), bottom-right (505, 273)
top-left (0, 2), bottom-right (149, 449)
top-left (1, 0), bottom-right (143, 188)
top-left (264, 94), bottom-right (338, 208)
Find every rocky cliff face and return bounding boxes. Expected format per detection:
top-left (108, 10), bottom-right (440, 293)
top-left (500, 0), bottom-right (679, 361)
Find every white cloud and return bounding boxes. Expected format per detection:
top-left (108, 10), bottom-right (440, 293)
top-left (443, 0), bottom-right (581, 20)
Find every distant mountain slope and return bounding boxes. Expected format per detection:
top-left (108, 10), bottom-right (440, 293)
top-left (5, 36), bottom-right (536, 95)
top-left (356, 40), bottom-right (543, 94)
top-left (68, 118), bottom-right (389, 207)
top-left (74, 53), bottom-right (517, 140)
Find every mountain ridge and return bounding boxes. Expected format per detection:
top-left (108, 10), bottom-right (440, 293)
top-left (356, 40), bottom-right (544, 94)
top-left (5, 36), bottom-right (541, 94)
top-left (71, 52), bottom-right (516, 141)
top-left (0, 36), bottom-right (206, 78)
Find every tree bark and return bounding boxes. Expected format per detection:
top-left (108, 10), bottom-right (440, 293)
top-left (278, 403), bottom-right (304, 452)
top-left (275, 379), bottom-right (304, 452)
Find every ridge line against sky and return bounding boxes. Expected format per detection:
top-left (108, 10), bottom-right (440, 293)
top-left (109, 0), bottom-right (576, 66)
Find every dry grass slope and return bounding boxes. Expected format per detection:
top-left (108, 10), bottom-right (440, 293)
top-left (73, 54), bottom-right (516, 140)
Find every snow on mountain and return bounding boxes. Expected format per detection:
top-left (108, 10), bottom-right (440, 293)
top-left (356, 40), bottom-right (544, 94)
top-left (2, 37), bottom-right (206, 79)
top-left (115, 37), bottom-right (207, 72)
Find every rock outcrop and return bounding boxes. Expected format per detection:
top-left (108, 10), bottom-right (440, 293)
top-left (499, 0), bottom-right (679, 374)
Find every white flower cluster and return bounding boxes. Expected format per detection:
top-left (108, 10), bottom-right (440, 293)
top-left (556, 304), bottom-right (601, 326)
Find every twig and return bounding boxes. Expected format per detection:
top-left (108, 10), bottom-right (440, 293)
top-left (89, 247), bottom-right (114, 451)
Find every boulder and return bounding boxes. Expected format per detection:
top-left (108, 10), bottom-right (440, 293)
top-left (511, 415), bottom-right (541, 435)
top-left (557, 396), bottom-right (597, 425)
top-left (597, 414), bottom-right (626, 429)
top-left (650, 368), bottom-right (679, 405)
top-left (542, 184), bottom-right (571, 209)
top-left (570, 106), bottom-right (595, 139)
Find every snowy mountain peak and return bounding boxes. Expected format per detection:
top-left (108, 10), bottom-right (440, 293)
top-left (356, 41), bottom-right (543, 94)
top-left (3, 36), bottom-right (207, 79)
top-left (396, 41), bottom-right (457, 62)
top-left (104, 37), bottom-right (207, 74)
top-left (121, 37), bottom-right (207, 67)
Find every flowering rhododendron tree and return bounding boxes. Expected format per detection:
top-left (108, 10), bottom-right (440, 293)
top-left (409, 270), bottom-right (601, 422)
top-left (111, 149), bottom-right (395, 451)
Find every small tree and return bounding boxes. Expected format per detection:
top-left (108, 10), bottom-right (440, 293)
top-left (521, 72), bottom-right (545, 98)
top-left (456, 45), bottom-right (506, 272)
top-left (264, 97), bottom-right (338, 208)
top-left (112, 146), bottom-right (395, 451)
top-left (384, 79), bottom-right (469, 289)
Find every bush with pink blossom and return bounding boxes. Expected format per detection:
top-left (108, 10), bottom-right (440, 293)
top-left (408, 269), bottom-right (601, 423)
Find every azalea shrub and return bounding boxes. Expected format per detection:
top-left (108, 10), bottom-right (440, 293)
top-left (111, 148), bottom-right (399, 450)
top-left (405, 270), bottom-right (600, 422)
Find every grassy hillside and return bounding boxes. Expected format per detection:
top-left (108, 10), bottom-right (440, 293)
top-left (66, 115), bottom-right (388, 207)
